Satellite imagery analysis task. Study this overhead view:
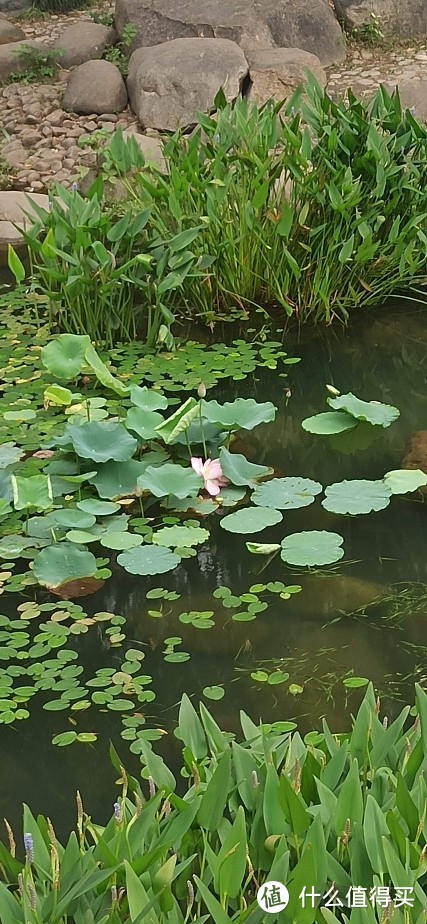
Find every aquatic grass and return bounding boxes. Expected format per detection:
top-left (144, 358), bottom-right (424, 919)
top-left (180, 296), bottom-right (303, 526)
top-left (128, 80), bottom-right (427, 326)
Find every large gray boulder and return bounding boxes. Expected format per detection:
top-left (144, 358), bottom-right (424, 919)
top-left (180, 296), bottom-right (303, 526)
top-left (0, 40), bottom-right (47, 81)
top-left (53, 22), bottom-right (117, 69)
top-left (333, 0), bottom-right (427, 37)
top-left (62, 60), bottom-right (128, 115)
top-left (127, 37), bottom-right (248, 130)
top-left (0, 190), bottom-right (49, 258)
top-left (0, 0), bottom-right (31, 12)
top-left (246, 48), bottom-right (326, 106)
top-left (0, 18), bottom-right (25, 44)
top-left (115, 0), bottom-right (346, 66)
top-left (384, 76), bottom-right (427, 122)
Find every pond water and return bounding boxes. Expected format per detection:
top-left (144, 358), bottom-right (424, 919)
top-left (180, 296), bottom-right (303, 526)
top-left (1, 304), bottom-right (427, 839)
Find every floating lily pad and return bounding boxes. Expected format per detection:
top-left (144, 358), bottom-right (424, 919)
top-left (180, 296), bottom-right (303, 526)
top-left (220, 506), bottom-right (282, 534)
top-left (383, 469), bottom-right (427, 495)
top-left (280, 530), bottom-right (344, 566)
top-left (0, 443), bottom-right (23, 468)
top-left (77, 499), bottom-right (120, 515)
top-left (203, 686), bottom-right (225, 700)
top-left (66, 530), bottom-right (99, 544)
top-left (153, 525), bottom-right (209, 547)
top-left (322, 480), bottom-right (391, 515)
top-left (301, 411), bottom-right (357, 435)
top-left (66, 421), bottom-right (137, 463)
top-left (42, 334), bottom-right (89, 379)
top-left (100, 532), bottom-right (144, 550)
top-left (4, 409), bottom-right (36, 422)
top-left (51, 509), bottom-right (96, 529)
top-left (252, 477), bottom-right (322, 510)
top-left (219, 448), bottom-right (272, 486)
top-left (118, 545), bottom-right (181, 575)
top-left (33, 544), bottom-right (98, 590)
top-left (203, 398), bottom-right (276, 431)
top-left (129, 385), bottom-right (168, 411)
top-left (327, 393), bottom-right (400, 428)
top-left (138, 463), bottom-right (202, 499)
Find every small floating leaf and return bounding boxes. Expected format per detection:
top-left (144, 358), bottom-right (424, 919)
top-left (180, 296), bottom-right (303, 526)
top-left (252, 477), bottom-right (322, 510)
top-left (118, 545), bottom-right (181, 576)
top-left (220, 507), bottom-right (282, 534)
top-left (383, 469), bottom-right (427, 495)
top-left (203, 686), bottom-right (225, 700)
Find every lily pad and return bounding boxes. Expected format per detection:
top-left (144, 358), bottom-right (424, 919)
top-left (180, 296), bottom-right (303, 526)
top-left (76, 499), bottom-right (120, 515)
top-left (322, 480), bottom-right (391, 515)
top-left (100, 532), bottom-right (144, 550)
top-left (66, 421), bottom-right (137, 463)
top-left (328, 393), bottom-right (400, 428)
top-left (153, 525), bottom-right (209, 547)
top-left (203, 686), bottom-right (225, 700)
top-left (383, 469), bottom-right (427, 495)
top-left (33, 544), bottom-right (98, 590)
top-left (203, 398), bottom-right (276, 431)
top-left (51, 509), bottom-right (96, 530)
top-left (219, 448), bottom-right (272, 486)
top-left (125, 408), bottom-right (165, 441)
top-left (129, 385), bottom-right (168, 411)
top-left (0, 443), bottom-right (23, 468)
top-left (301, 411), bottom-right (357, 435)
top-left (118, 545), bottom-right (181, 575)
top-left (280, 531), bottom-right (344, 566)
top-left (252, 477), bottom-right (322, 510)
top-left (138, 463), bottom-right (202, 499)
top-left (220, 506), bottom-right (282, 534)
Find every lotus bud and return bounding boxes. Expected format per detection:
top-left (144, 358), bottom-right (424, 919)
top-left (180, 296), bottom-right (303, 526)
top-left (197, 382), bottom-right (207, 398)
top-left (326, 384), bottom-right (340, 396)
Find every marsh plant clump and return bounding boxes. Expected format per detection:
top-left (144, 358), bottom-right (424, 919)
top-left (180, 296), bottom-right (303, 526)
top-left (8, 79), bottom-right (427, 345)
top-left (1, 685), bottom-right (427, 923)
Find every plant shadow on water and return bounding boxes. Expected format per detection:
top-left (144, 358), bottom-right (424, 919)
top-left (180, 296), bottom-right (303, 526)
top-left (2, 304), bottom-right (427, 837)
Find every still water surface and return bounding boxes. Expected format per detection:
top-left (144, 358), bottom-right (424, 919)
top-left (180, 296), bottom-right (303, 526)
top-left (1, 306), bottom-right (427, 837)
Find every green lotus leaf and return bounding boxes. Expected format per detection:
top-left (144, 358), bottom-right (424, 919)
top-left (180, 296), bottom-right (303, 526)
top-left (90, 460), bottom-right (151, 499)
top-left (42, 334), bottom-right (90, 379)
top-left (50, 509), bottom-right (96, 529)
top-left (219, 448), bottom-right (273, 486)
top-left (203, 398), bottom-right (276, 431)
top-left (125, 408), bottom-right (164, 440)
top-left (327, 393), bottom-right (400, 428)
top-left (12, 474), bottom-right (53, 512)
top-left (4, 409), bottom-right (36, 422)
top-left (216, 487), bottom-right (246, 507)
top-left (118, 545), bottom-right (181, 575)
top-left (100, 532), bottom-right (144, 550)
top-left (154, 397), bottom-right (200, 444)
top-left (301, 411), bottom-right (357, 435)
top-left (383, 469), bottom-right (427, 494)
top-left (129, 385), bottom-right (168, 411)
top-left (66, 530), bottom-right (99, 544)
top-left (33, 543), bottom-right (98, 590)
top-left (76, 499), bottom-right (120, 515)
top-left (0, 442), bottom-right (24, 468)
top-left (66, 421), bottom-right (137, 463)
top-left (246, 542), bottom-right (281, 555)
top-left (43, 384), bottom-right (73, 407)
top-left (84, 343), bottom-right (129, 397)
top-left (252, 477), bottom-right (322, 510)
top-left (138, 463), bottom-right (202, 499)
top-left (322, 480), bottom-right (391, 515)
top-left (220, 506), bottom-right (282, 534)
top-left (0, 535), bottom-right (37, 557)
top-left (280, 531), bottom-right (344, 566)
top-left (0, 499), bottom-right (11, 519)
top-left (0, 470), bottom-right (12, 501)
top-left (153, 526), bottom-right (209, 548)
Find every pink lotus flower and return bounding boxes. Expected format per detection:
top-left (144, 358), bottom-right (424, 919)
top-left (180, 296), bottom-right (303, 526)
top-left (191, 457), bottom-right (228, 496)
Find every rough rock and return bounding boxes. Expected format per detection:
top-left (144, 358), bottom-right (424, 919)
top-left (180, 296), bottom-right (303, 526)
top-left (0, 18), bottom-right (25, 44)
top-left (332, 0), bottom-right (427, 38)
top-left (402, 431), bottom-right (427, 492)
top-left (122, 126), bottom-right (167, 172)
top-left (62, 60), bottom-right (128, 115)
top-left (246, 47), bottom-right (326, 105)
top-left (52, 21), bottom-right (117, 69)
top-left (0, 0), bottom-right (31, 13)
top-left (127, 37), bottom-right (248, 130)
top-left (1, 139), bottom-right (27, 166)
top-left (115, 0), bottom-right (346, 66)
top-left (0, 190), bottom-right (49, 256)
top-left (0, 40), bottom-right (48, 82)
top-left (384, 76), bottom-right (427, 122)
